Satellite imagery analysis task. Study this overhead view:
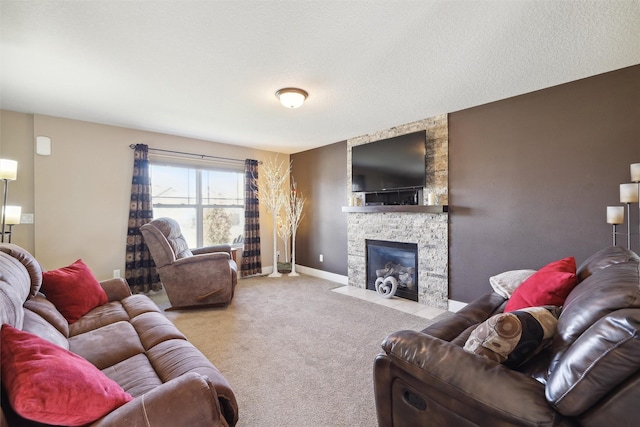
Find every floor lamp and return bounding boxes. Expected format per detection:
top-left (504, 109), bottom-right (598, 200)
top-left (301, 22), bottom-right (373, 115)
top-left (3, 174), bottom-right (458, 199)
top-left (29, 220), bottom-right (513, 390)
top-left (0, 159), bottom-right (18, 243)
top-left (632, 163), bottom-right (640, 250)
top-left (613, 162), bottom-right (640, 250)
top-left (620, 183), bottom-right (638, 248)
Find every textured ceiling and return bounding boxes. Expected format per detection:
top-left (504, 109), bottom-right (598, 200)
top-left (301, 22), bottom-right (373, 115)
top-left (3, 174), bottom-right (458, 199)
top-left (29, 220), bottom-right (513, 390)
top-left (2, 1), bottom-right (639, 154)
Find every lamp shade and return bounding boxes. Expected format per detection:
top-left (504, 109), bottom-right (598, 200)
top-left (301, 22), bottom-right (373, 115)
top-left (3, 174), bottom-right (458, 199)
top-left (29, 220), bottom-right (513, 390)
top-left (275, 88), bottom-right (308, 109)
top-left (606, 206), bottom-right (624, 224)
top-left (620, 183), bottom-right (639, 203)
top-left (0, 159), bottom-right (17, 180)
top-left (4, 206), bottom-right (21, 225)
top-left (631, 163), bottom-right (640, 182)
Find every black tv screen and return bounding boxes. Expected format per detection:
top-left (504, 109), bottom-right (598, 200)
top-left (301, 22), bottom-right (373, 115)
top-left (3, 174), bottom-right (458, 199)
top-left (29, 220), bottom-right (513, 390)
top-left (352, 131), bottom-right (426, 192)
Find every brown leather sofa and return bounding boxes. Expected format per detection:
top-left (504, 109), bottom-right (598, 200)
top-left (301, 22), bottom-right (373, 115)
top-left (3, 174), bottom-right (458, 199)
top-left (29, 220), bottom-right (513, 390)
top-left (374, 246), bottom-right (640, 427)
top-left (141, 217), bottom-right (237, 309)
top-left (0, 244), bottom-right (238, 427)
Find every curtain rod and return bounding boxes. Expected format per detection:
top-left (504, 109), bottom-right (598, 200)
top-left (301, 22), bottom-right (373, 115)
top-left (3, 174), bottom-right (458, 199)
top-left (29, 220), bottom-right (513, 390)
top-left (129, 144), bottom-right (261, 164)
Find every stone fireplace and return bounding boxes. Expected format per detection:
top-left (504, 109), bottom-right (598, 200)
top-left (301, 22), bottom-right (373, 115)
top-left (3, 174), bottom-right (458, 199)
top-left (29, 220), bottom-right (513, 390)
top-left (345, 115), bottom-right (449, 309)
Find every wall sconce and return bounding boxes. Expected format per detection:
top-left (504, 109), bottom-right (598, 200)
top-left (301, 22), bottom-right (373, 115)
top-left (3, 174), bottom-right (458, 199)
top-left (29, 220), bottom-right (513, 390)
top-left (275, 88), bottom-right (308, 109)
top-left (0, 159), bottom-right (18, 243)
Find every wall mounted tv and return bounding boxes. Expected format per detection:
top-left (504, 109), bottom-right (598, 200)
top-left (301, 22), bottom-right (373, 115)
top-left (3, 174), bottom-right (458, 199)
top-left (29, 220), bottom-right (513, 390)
top-left (351, 131), bottom-right (426, 193)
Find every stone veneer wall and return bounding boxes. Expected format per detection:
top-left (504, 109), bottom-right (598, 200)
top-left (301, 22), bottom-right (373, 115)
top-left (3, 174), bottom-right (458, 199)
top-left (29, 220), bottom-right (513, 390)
top-left (346, 114), bottom-right (449, 309)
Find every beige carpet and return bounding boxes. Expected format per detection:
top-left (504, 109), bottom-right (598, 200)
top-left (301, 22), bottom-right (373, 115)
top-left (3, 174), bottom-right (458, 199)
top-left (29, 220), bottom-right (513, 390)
top-left (149, 274), bottom-right (449, 427)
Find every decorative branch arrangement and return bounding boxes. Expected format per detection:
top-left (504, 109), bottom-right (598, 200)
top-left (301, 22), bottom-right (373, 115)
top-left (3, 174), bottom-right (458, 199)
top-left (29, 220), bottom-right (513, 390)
top-left (277, 214), bottom-right (291, 264)
top-left (285, 178), bottom-right (306, 276)
top-left (253, 156), bottom-right (306, 277)
top-left (254, 156), bottom-right (290, 277)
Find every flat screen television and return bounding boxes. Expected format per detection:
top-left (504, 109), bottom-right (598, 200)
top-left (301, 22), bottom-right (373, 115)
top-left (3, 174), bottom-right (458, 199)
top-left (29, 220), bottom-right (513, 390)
top-left (351, 131), bottom-right (426, 193)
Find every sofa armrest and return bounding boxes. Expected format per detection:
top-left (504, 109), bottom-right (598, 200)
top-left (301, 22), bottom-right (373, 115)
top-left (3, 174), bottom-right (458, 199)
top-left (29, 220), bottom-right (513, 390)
top-left (91, 372), bottom-right (229, 427)
top-left (174, 252), bottom-right (230, 266)
top-left (192, 245), bottom-right (231, 256)
top-left (375, 330), bottom-right (566, 426)
top-left (100, 278), bottom-right (132, 302)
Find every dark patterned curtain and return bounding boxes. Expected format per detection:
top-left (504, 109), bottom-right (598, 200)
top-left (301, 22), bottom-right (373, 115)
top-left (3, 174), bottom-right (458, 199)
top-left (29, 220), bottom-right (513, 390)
top-left (125, 144), bottom-right (161, 293)
top-left (242, 159), bottom-right (261, 276)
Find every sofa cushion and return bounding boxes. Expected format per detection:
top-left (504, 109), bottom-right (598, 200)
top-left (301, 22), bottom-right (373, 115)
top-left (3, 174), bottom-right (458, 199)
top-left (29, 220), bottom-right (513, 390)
top-left (69, 321), bottom-right (146, 370)
top-left (22, 309), bottom-right (69, 349)
top-left (505, 257), bottom-right (578, 312)
top-left (463, 306), bottom-right (560, 368)
top-left (551, 259), bottom-right (640, 362)
top-left (41, 259), bottom-right (108, 324)
top-left (23, 294), bottom-right (70, 337)
top-left (101, 353), bottom-right (164, 397)
top-left (69, 301), bottom-right (130, 337)
top-left (0, 243), bottom-right (43, 299)
top-left (576, 245), bottom-right (640, 282)
top-left (490, 269), bottom-right (536, 299)
top-left (546, 309), bottom-right (640, 416)
top-left (0, 324), bottom-right (133, 426)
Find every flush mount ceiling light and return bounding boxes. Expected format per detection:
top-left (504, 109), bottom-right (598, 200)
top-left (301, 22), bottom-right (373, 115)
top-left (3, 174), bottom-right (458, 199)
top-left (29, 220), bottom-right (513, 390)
top-left (275, 88), bottom-right (308, 109)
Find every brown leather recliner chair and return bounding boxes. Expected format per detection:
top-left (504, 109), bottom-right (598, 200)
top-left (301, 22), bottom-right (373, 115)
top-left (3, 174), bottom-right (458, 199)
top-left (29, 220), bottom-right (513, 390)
top-left (141, 217), bottom-right (237, 309)
top-left (374, 246), bottom-right (640, 426)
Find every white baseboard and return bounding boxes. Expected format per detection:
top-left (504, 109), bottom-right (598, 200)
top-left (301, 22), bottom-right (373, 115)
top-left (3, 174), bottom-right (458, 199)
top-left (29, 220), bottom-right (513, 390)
top-left (252, 265), bottom-right (348, 285)
top-left (293, 265), bottom-right (349, 285)
top-left (256, 265), bottom-right (465, 311)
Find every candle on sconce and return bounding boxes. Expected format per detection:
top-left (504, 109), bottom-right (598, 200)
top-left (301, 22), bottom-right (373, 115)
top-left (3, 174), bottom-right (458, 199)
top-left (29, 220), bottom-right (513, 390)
top-left (620, 183), bottom-right (639, 203)
top-left (606, 206), bottom-right (624, 224)
top-left (631, 163), bottom-right (640, 182)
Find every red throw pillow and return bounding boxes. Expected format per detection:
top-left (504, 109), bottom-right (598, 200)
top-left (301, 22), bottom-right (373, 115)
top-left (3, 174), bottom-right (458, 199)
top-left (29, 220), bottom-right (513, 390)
top-left (504, 257), bottom-right (578, 312)
top-left (41, 259), bottom-right (108, 324)
top-left (0, 324), bottom-right (133, 426)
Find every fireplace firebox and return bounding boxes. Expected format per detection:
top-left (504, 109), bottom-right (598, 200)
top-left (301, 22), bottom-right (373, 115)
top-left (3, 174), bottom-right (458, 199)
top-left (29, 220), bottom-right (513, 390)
top-left (366, 239), bottom-right (418, 302)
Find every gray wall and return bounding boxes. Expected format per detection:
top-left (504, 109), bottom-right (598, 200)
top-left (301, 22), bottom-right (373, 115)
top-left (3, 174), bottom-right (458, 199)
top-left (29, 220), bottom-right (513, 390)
top-left (292, 65), bottom-right (640, 302)
top-left (291, 141), bottom-right (348, 275)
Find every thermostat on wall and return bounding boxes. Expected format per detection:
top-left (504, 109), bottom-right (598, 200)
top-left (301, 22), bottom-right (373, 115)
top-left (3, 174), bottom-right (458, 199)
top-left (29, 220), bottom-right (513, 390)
top-left (36, 136), bottom-right (52, 156)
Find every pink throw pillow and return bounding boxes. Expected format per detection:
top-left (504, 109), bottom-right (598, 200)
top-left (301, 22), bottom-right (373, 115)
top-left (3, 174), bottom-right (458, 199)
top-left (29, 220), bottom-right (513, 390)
top-left (0, 324), bottom-right (133, 426)
top-left (504, 257), bottom-right (578, 312)
top-left (41, 259), bottom-right (108, 324)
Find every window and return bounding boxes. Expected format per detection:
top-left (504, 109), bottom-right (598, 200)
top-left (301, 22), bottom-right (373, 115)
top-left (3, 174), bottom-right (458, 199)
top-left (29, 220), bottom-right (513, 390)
top-left (150, 163), bottom-right (245, 248)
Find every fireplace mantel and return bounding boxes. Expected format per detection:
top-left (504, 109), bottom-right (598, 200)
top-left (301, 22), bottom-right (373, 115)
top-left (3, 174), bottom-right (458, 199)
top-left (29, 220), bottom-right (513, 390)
top-left (341, 205), bottom-right (448, 214)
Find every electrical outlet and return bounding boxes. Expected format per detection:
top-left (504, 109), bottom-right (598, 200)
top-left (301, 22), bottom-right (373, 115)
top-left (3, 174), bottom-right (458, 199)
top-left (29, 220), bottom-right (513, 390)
top-left (113, 269), bottom-right (120, 279)
top-left (20, 213), bottom-right (34, 224)
top-left (319, 254), bottom-right (324, 262)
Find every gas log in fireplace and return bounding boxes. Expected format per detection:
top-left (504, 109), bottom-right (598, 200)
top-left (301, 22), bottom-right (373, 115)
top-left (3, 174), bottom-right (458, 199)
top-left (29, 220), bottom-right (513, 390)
top-left (366, 239), bottom-right (418, 302)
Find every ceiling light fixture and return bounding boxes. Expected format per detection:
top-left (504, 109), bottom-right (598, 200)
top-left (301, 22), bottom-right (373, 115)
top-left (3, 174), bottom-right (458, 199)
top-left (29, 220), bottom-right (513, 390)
top-left (275, 88), bottom-right (308, 109)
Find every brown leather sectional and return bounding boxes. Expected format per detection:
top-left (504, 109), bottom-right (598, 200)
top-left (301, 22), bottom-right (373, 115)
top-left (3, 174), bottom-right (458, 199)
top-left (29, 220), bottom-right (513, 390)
top-left (374, 246), bottom-right (640, 426)
top-left (0, 244), bottom-right (238, 427)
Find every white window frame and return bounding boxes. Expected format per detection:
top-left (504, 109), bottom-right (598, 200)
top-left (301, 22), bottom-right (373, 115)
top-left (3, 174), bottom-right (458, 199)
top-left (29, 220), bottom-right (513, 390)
top-left (150, 161), bottom-right (245, 248)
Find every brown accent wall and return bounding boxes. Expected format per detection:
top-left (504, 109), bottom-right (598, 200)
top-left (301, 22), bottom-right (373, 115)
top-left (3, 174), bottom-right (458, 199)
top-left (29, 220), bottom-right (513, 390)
top-left (291, 141), bottom-right (348, 275)
top-left (449, 64), bottom-right (640, 302)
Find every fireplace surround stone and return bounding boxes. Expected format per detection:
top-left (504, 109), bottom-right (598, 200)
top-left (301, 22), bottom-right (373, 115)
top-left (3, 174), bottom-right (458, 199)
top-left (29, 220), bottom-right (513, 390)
top-left (346, 115), bottom-right (449, 309)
